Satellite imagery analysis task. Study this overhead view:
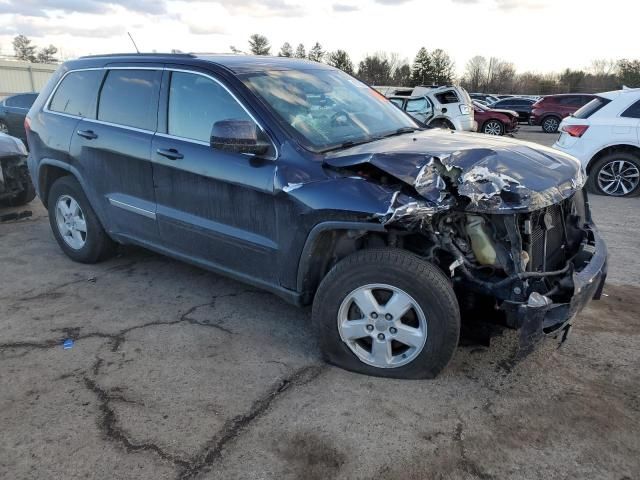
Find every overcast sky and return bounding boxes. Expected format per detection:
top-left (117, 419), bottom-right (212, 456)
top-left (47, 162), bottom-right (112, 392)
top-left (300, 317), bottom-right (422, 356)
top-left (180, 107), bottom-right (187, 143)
top-left (0, 0), bottom-right (635, 74)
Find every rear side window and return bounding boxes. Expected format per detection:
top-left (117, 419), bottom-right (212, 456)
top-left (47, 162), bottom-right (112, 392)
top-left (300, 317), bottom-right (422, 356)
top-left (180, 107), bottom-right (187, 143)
top-left (434, 90), bottom-right (459, 104)
top-left (6, 93), bottom-right (37, 108)
top-left (98, 69), bottom-right (160, 131)
top-left (168, 71), bottom-right (255, 143)
top-left (49, 70), bottom-right (103, 117)
top-left (573, 97), bottom-right (611, 119)
top-left (621, 100), bottom-right (640, 119)
top-left (389, 98), bottom-right (404, 108)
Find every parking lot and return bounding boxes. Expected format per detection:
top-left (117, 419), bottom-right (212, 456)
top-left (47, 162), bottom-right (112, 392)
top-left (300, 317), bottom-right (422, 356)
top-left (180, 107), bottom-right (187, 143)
top-left (1, 125), bottom-right (639, 480)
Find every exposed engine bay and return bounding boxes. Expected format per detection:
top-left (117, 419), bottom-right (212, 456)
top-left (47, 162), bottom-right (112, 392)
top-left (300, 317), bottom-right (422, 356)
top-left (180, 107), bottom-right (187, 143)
top-left (322, 131), bottom-right (607, 348)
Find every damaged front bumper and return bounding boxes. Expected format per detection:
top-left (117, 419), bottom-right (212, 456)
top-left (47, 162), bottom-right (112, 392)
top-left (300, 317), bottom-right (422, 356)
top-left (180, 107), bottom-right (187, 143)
top-left (507, 226), bottom-right (607, 354)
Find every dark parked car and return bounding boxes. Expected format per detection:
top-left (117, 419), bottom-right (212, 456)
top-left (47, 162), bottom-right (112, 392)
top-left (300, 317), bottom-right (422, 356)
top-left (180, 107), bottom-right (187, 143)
top-left (531, 94), bottom-right (597, 133)
top-left (489, 97), bottom-right (535, 123)
top-left (472, 101), bottom-right (519, 135)
top-left (26, 54), bottom-right (607, 379)
top-left (0, 132), bottom-right (35, 206)
top-left (470, 93), bottom-right (499, 105)
top-left (0, 93), bottom-right (38, 143)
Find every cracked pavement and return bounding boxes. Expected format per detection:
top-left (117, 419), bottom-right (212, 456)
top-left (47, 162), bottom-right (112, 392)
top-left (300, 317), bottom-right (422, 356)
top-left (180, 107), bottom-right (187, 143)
top-left (2, 150), bottom-right (640, 478)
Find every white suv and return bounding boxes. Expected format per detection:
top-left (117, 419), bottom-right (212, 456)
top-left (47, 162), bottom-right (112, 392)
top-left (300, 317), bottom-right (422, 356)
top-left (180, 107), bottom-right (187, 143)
top-left (553, 88), bottom-right (640, 197)
top-left (382, 85), bottom-right (476, 132)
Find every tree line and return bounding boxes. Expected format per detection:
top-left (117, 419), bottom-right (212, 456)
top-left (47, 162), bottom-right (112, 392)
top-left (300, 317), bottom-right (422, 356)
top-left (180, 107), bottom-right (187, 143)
top-left (237, 34), bottom-right (454, 87)
top-left (241, 34), bottom-right (640, 94)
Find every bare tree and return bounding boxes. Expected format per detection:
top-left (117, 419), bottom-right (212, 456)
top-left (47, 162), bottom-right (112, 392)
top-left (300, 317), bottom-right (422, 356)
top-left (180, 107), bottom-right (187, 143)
top-left (248, 34), bottom-right (270, 55)
top-left (462, 56), bottom-right (487, 91)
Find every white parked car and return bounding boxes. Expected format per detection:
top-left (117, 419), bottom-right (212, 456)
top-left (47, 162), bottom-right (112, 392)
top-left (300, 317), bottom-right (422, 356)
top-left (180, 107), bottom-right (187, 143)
top-left (554, 87), bottom-right (640, 197)
top-left (382, 85), bottom-right (477, 132)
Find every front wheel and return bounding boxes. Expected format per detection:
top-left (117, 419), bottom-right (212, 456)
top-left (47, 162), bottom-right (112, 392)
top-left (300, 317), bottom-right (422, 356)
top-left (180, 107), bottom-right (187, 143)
top-left (312, 249), bottom-right (460, 379)
top-left (587, 152), bottom-right (640, 197)
top-left (542, 116), bottom-right (560, 133)
top-left (482, 120), bottom-right (504, 135)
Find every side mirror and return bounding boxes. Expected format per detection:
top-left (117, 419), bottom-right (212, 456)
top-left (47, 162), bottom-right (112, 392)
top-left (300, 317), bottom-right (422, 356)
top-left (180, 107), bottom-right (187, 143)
top-left (210, 119), bottom-right (271, 156)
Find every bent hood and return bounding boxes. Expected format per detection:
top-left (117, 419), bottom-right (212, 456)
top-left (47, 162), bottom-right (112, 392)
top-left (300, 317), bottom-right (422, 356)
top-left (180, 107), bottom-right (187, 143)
top-left (324, 129), bottom-right (585, 213)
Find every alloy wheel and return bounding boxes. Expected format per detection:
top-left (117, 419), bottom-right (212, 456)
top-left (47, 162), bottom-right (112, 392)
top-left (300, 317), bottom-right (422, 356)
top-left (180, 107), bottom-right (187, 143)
top-left (543, 117), bottom-right (559, 133)
top-left (55, 195), bottom-right (87, 249)
top-left (597, 160), bottom-right (640, 196)
top-left (483, 120), bottom-right (503, 135)
top-left (337, 283), bottom-right (427, 368)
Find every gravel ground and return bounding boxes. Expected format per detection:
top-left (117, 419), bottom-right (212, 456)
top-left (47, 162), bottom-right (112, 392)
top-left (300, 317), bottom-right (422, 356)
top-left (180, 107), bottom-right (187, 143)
top-left (1, 126), bottom-right (639, 480)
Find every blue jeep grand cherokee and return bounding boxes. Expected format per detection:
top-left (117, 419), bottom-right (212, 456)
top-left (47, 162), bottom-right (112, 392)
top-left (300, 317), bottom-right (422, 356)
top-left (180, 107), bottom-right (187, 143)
top-left (25, 54), bottom-right (607, 378)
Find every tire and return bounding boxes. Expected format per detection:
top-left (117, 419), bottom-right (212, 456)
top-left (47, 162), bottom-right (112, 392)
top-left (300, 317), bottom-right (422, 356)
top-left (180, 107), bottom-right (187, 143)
top-left (587, 152), bottom-right (640, 197)
top-left (0, 120), bottom-right (8, 134)
top-left (482, 120), bottom-right (504, 136)
top-left (312, 248), bottom-right (460, 379)
top-left (2, 178), bottom-right (35, 206)
top-left (541, 116), bottom-right (560, 133)
top-left (47, 175), bottom-right (117, 263)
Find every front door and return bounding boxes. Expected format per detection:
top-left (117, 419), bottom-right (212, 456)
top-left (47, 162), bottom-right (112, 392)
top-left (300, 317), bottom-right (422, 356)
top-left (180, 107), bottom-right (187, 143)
top-left (69, 68), bottom-right (162, 243)
top-left (151, 69), bottom-right (279, 283)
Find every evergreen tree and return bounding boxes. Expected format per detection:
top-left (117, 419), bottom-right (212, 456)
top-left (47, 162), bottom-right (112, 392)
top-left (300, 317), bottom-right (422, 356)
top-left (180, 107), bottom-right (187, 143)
top-left (327, 50), bottom-right (354, 75)
top-left (248, 34), bottom-right (271, 55)
top-left (278, 42), bottom-right (293, 57)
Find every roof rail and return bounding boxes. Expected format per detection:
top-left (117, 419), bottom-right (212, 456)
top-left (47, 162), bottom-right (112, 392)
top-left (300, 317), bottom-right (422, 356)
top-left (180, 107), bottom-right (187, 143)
top-left (79, 52), bottom-right (196, 59)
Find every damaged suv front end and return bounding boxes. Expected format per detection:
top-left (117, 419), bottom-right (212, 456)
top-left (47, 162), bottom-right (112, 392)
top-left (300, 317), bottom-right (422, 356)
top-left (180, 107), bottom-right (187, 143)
top-left (324, 131), bottom-right (607, 352)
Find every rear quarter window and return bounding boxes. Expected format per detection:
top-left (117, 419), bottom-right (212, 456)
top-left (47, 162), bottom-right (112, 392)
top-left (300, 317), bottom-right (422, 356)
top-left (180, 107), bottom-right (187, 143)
top-left (97, 69), bottom-right (160, 131)
top-left (5, 94), bottom-right (37, 109)
top-left (434, 90), bottom-right (459, 104)
top-left (573, 97), bottom-right (611, 119)
top-left (49, 70), bottom-right (104, 117)
top-left (621, 99), bottom-right (640, 119)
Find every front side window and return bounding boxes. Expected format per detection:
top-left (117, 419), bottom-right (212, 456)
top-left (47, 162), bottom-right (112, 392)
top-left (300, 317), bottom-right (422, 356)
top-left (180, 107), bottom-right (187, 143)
top-left (406, 97), bottom-right (429, 113)
top-left (168, 72), bottom-right (256, 143)
top-left (98, 69), bottom-right (160, 131)
top-left (243, 68), bottom-right (417, 152)
top-left (49, 70), bottom-right (103, 117)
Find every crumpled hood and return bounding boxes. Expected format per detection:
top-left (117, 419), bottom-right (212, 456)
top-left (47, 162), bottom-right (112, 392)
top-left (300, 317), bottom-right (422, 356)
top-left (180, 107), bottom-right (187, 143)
top-left (489, 108), bottom-right (519, 118)
top-left (324, 129), bottom-right (585, 213)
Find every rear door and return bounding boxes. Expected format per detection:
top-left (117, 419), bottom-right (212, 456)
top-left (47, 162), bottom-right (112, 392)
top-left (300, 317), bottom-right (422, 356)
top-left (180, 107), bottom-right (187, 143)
top-left (69, 67), bottom-right (161, 244)
top-left (151, 68), bottom-right (279, 283)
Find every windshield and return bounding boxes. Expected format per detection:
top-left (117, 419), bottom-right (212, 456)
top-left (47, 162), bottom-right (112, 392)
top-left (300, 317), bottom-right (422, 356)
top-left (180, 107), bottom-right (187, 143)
top-left (242, 68), bottom-right (418, 152)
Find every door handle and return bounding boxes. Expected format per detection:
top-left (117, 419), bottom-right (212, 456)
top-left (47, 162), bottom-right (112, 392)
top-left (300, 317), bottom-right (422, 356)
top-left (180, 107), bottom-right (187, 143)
top-left (77, 129), bottom-right (98, 140)
top-left (156, 148), bottom-right (184, 160)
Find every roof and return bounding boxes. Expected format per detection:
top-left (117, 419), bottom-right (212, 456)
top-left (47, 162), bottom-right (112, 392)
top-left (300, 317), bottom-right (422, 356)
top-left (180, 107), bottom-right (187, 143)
top-left (78, 53), bottom-right (332, 73)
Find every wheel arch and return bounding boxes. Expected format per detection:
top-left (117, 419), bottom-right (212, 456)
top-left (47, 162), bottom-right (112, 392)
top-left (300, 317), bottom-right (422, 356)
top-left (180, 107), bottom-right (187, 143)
top-left (296, 221), bottom-right (388, 305)
top-left (587, 144), bottom-right (640, 174)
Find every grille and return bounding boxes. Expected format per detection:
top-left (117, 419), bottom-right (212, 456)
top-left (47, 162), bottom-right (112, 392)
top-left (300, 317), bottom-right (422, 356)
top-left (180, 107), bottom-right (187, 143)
top-left (529, 203), bottom-right (566, 272)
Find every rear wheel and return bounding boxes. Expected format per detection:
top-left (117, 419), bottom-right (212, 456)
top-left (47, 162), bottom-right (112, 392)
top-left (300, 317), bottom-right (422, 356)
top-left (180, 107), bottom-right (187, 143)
top-left (47, 176), bottom-right (117, 262)
top-left (587, 152), bottom-right (640, 197)
top-left (542, 116), bottom-right (560, 133)
top-left (312, 248), bottom-right (460, 379)
top-left (482, 120), bottom-right (504, 135)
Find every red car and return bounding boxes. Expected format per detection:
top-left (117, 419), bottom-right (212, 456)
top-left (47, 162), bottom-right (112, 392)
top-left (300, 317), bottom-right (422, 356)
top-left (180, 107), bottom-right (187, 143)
top-left (531, 94), bottom-right (596, 133)
top-left (472, 101), bottom-right (519, 136)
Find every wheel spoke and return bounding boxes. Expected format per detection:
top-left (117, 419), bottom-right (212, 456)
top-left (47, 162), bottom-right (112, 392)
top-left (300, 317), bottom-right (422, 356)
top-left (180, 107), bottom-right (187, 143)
top-left (351, 288), bottom-right (380, 316)
top-left (394, 324), bottom-right (424, 348)
top-left (384, 291), bottom-right (413, 319)
top-left (370, 339), bottom-right (392, 365)
top-left (340, 319), bottom-right (370, 340)
top-left (74, 218), bottom-right (87, 232)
